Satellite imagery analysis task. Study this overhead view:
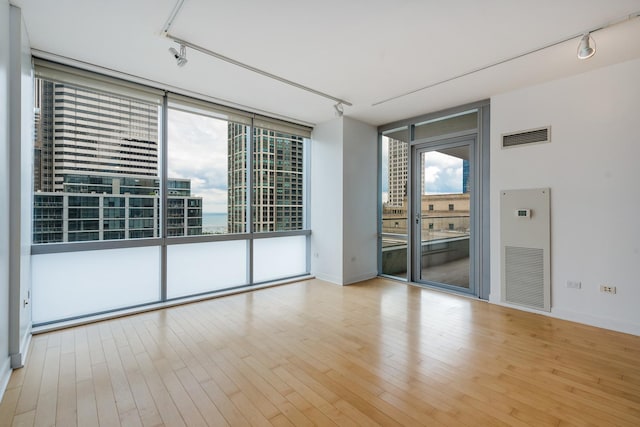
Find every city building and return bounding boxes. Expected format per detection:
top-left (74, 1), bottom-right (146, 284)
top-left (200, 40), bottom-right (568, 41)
top-left (32, 78), bottom-right (202, 243)
top-left (33, 178), bottom-right (202, 243)
top-left (228, 123), bottom-right (304, 233)
top-left (34, 79), bottom-right (159, 193)
top-left (386, 138), bottom-right (407, 207)
top-left (382, 193), bottom-right (470, 236)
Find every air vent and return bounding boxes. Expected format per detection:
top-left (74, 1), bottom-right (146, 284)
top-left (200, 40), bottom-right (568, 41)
top-left (502, 127), bottom-right (550, 148)
top-left (505, 246), bottom-right (545, 309)
top-left (500, 188), bottom-right (551, 312)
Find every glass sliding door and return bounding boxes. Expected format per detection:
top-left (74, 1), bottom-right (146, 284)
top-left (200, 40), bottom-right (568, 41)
top-left (413, 139), bottom-right (475, 294)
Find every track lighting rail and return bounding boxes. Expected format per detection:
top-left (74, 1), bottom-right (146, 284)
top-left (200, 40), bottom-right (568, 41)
top-left (162, 0), bottom-right (351, 108)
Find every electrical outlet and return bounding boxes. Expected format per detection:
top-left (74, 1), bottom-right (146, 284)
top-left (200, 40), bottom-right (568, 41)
top-left (567, 280), bottom-right (581, 289)
top-left (600, 285), bottom-right (616, 294)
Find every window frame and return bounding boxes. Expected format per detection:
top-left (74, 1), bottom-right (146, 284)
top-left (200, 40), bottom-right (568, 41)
top-left (30, 60), bottom-right (312, 327)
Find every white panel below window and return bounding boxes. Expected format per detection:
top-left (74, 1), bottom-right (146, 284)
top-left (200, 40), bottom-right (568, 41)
top-left (253, 235), bottom-right (307, 283)
top-left (32, 246), bottom-right (160, 324)
top-left (167, 240), bottom-right (247, 299)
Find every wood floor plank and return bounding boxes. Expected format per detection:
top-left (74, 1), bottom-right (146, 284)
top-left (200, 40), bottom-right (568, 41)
top-left (74, 328), bottom-right (92, 383)
top-left (115, 345), bottom-right (162, 427)
top-left (228, 391), bottom-right (272, 427)
top-left (87, 324), bottom-right (106, 367)
top-left (0, 387), bottom-right (20, 427)
top-left (33, 367), bottom-right (69, 427)
top-left (118, 318), bottom-right (145, 356)
top-left (133, 353), bottom-right (186, 427)
top-left (13, 337), bottom-right (47, 415)
top-left (10, 410), bottom-right (35, 427)
top-left (101, 338), bottom-right (138, 418)
top-left (2, 278), bottom-right (640, 426)
top-left (92, 361), bottom-right (120, 427)
top-left (209, 349), bottom-right (280, 420)
top-left (199, 378), bottom-right (249, 426)
top-left (151, 357), bottom-right (207, 427)
top-left (272, 364), bottom-right (363, 427)
top-left (173, 367), bottom-right (228, 427)
top-left (267, 413), bottom-right (295, 427)
top-left (76, 379), bottom-right (99, 427)
top-left (54, 351), bottom-right (76, 427)
top-left (282, 391), bottom-right (338, 426)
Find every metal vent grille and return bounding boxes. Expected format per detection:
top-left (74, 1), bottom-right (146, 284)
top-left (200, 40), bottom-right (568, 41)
top-left (502, 127), bottom-right (550, 148)
top-left (504, 246), bottom-right (545, 309)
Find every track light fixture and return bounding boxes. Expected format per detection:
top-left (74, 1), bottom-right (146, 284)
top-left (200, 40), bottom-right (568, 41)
top-left (334, 102), bottom-right (344, 117)
top-left (577, 33), bottom-right (596, 60)
top-left (168, 44), bottom-right (188, 67)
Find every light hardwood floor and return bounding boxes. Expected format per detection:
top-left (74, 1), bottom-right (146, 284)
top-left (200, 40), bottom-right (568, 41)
top-left (1, 277), bottom-right (640, 426)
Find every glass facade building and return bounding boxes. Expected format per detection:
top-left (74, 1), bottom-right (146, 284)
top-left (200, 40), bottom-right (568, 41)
top-left (33, 78), bottom-right (202, 243)
top-left (228, 124), bottom-right (305, 233)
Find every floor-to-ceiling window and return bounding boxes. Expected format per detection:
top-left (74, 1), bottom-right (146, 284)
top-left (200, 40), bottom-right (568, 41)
top-left (380, 127), bottom-right (409, 279)
top-left (31, 60), bottom-right (311, 325)
top-left (379, 103), bottom-right (489, 298)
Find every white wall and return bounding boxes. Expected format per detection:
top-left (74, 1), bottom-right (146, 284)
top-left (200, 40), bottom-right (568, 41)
top-left (311, 117), bottom-right (378, 285)
top-left (9, 5), bottom-right (33, 368)
top-left (490, 58), bottom-right (640, 335)
top-left (0, 0), bottom-right (12, 398)
top-left (310, 118), bottom-right (344, 283)
top-left (342, 117), bottom-right (378, 284)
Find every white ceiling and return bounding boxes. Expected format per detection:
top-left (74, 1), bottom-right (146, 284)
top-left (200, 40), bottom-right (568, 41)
top-left (12, 0), bottom-right (640, 127)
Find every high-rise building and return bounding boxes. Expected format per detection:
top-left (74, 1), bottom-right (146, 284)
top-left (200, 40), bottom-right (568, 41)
top-left (387, 138), bottom-right (407, 207)
top-left (36, 80), bottom-right (159, 192)
top-left (33, 79), bottom-right (54, 192)
top-left (462, 159), bottom-right (470, 193)
top-left (227, 124), bottom-right (247, 234)
top-left (227, 124), bottom-right (304, 233)
top-left (33, 78), bottom-right (202, 243)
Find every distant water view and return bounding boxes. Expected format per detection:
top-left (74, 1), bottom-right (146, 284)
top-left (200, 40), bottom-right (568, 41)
top-left (202, 212), bottom-right (228, 234)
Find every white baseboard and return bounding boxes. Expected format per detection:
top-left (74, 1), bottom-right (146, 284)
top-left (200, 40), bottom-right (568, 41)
top-left (551, 308), bottom-right (640, 336)
top-left (490, 300), bottom-right (640, 336)
top-left (9, 325), bottom-right (32, 368)
top-left (343, 271), bottom-right (378, 285)
top-left (313, 272), bottom-right (343, 285)
top-left (0, 357), bottom-right (11, 405)
top-left (312, 271), bottom-right (378, 286)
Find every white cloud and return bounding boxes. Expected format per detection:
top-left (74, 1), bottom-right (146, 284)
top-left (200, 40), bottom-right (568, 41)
top-left (167, 109), bottom-right (231, 213)
top-left (423, 151), bottom-right (464, 194)
top-left (381, 136), bottom-right (390, 192)
top-left (424, 166), bottom-right (440, 184)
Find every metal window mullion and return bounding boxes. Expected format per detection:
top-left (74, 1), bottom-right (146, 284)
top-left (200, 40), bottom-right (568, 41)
top-left (247, 123), bottom-right (254, 285)
top-left (160, 94), bottom-right (168, 301)
top-left (407, 125), bottom-right (414, 282)
top-left (377, 133), bottom-right (383, 276)
top-left (304, 137), bottom-right (311, 274)
top-left (480, 105), bottom-right (491, 300)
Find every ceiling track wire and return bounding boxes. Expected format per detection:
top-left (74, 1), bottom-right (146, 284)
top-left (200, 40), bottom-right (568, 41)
top-left (161, 0), bottom-right (352, 107)
top-left (162, 0), bottom-right (186, 35)
top-left (165, 33), bottom-right (352, 107)
top-left (372, 9), bottom-right (640, 107)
